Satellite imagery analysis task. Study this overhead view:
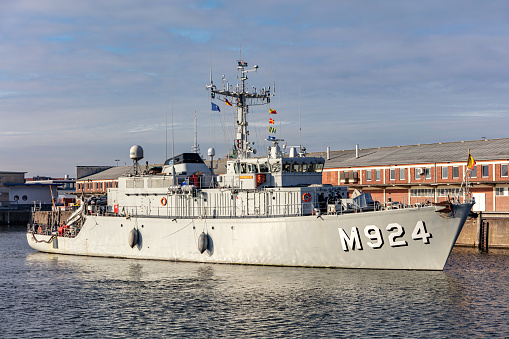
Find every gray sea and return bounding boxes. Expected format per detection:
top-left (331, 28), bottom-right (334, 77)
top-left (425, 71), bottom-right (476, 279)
top-left (1, 225), bottom-right (508, 338)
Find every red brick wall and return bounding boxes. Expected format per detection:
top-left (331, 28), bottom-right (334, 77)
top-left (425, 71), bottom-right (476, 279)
top-left (322, 171), bottom-right (338, 185)
top-left (385, 189), bottom-right (409, 204)
top-left (496, 196), bottom-right (509, 211)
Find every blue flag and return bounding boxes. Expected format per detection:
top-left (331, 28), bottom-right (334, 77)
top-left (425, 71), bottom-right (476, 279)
top-left (211, 102), bottom-right (220, 112)
top-left (268, 136), bottom-right (276, 140)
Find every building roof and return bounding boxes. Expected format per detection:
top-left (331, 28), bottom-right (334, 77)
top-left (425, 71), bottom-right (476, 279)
top-left (5, 182), bottom-right (60, 186)
top-left (316, 138), bottom-right (509, 169)
top-left (78, 164), bottom-right (163, 181)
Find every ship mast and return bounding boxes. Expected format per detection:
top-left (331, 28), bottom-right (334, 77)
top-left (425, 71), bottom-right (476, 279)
top-left (207, 57), bottom-right (274, 159)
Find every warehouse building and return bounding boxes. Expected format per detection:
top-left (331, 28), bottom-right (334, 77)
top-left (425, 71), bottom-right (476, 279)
top-left (321, 138), bottom-right (509, 212)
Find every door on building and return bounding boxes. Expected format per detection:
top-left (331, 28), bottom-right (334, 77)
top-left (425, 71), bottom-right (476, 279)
top-left (472, 193), bottom-right (485, 212)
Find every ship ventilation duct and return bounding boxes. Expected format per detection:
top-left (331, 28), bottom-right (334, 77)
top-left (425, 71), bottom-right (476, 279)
top-left (289, 147), bottom-right (297, 158)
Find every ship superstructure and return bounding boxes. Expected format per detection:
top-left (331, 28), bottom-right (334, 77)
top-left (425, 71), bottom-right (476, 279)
top-left (27, 57), bottom-right (473, 270)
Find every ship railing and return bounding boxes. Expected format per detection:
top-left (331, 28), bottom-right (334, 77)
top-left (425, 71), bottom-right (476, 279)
top-left (111, 203), bottom-right (310, 219)
top-left (27, 221), bottom-right (81, 238)
top-left (27, 223), bottom-right (55, 236)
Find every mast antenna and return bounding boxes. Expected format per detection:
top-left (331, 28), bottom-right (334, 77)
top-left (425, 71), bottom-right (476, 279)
top-left (299, 83), bottom-right (301, 151)
top-left (192, 111), bottom-right (200, 155)
top-left (206, 53), bottom-right (274, 159)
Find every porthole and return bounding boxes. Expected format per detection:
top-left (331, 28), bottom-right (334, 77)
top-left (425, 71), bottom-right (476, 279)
top-left (22, 195), bottom-right (27, 201)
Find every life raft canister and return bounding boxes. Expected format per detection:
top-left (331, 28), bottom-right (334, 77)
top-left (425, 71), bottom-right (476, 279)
top-left (302, 193), bottom-right (312, 202)
top-left (161, 197), bottom-right (167, 206)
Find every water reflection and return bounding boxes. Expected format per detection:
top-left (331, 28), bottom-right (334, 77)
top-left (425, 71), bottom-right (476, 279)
top-left (2, 228), bottom-right (509, 338)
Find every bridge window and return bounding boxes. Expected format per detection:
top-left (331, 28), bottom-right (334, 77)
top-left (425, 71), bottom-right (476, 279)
top-left (259, 163), bottom-right (269, 173)
top-left (240, 163), bottom-right (247, 173)
top-left (301, 163), bottom-right (308, 172)
top-left (316, 164), bottom-right (324, 173)
top-left (307, 163), bottom-right (315, 172)
top-left (247, 164), bottom-right (258, 173)
top-left (291, 163), bottom-right (300, 172)
top-left (283, 163), bottom-right (291, 173)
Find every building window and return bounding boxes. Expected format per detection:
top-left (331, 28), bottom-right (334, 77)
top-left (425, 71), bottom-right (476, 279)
top-left (415, 168), bottom-right (420, 180)
top-left (453, 166), bottom-right (459, 179)
top-left (366, 170), bottom-right (371, 181)
top-left (482, 165), bottom-right (489, 178)
top-left (442, 166), bottom-right (448, 179)
top-left (471, 166), bottom-right (477, 178)
top-left (375, 169), bottom-right (380, 181)
top-left (438, 188), bottom-right (460, 197)
top-left (399, 168), bottom-right (405, 180)
top-left (390, 169), bottom-right (395, 180)
top-left (496, 187), bottom-right (509, 196)
top-left (410, 188), bottom-right (435, 197)
top-left (425, 168), bottom-right (431, 180)
top-left (502, 164), bottom-right (508, 177)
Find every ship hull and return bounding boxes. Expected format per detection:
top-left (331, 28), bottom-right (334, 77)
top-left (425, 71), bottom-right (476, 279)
top-left (27, 203), bottom-right (472, 270)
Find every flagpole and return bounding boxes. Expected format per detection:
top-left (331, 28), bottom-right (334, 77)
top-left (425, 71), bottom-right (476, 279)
top-left (466, 149), bottom-right (469, 202)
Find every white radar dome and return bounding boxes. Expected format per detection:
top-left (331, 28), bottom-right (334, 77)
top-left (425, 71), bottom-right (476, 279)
top-left (208, 147), bottom-right (216, 157)
top-left (130, 145), bottom-right (144, 161)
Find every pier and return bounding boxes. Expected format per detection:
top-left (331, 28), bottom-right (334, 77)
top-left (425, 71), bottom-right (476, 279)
top-left (456, 212), bottom-right (509, 250)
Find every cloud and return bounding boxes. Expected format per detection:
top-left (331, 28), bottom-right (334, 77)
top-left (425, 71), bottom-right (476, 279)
top-left (2, 0), bottom-right (509, 176)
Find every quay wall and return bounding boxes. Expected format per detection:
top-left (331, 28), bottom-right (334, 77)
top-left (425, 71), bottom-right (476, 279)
top-left (456, 214), bottom-right (509, 249)
top-left (0, 210), bottom-right (30, 226)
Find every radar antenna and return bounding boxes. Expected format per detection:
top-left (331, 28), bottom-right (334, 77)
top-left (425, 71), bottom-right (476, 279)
top-left (207, 56), bottom-right (275, 159)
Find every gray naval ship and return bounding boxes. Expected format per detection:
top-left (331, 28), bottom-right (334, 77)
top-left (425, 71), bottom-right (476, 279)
top-left (27, 58), bottom-right (474, 270)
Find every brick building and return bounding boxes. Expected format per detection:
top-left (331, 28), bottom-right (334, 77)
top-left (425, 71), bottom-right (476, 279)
top-left (321, 138), bottom-right (509, 212)
top-left (76, 166), bottom-right (127, 197)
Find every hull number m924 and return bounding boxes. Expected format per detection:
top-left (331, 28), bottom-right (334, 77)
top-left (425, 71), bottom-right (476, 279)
top-left (338, 221), bottom-right (431, 251)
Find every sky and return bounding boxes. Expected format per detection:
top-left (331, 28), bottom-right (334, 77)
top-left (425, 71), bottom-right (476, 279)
top-left (2, 0), bottom-right (509, 178)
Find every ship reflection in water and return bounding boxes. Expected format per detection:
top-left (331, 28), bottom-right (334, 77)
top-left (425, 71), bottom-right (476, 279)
top-left (2, 228), bottom-right (508, 338)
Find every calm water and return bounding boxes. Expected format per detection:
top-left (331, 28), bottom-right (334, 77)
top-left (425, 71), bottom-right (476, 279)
top-left (1, 226), bottom-right (508, 338)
